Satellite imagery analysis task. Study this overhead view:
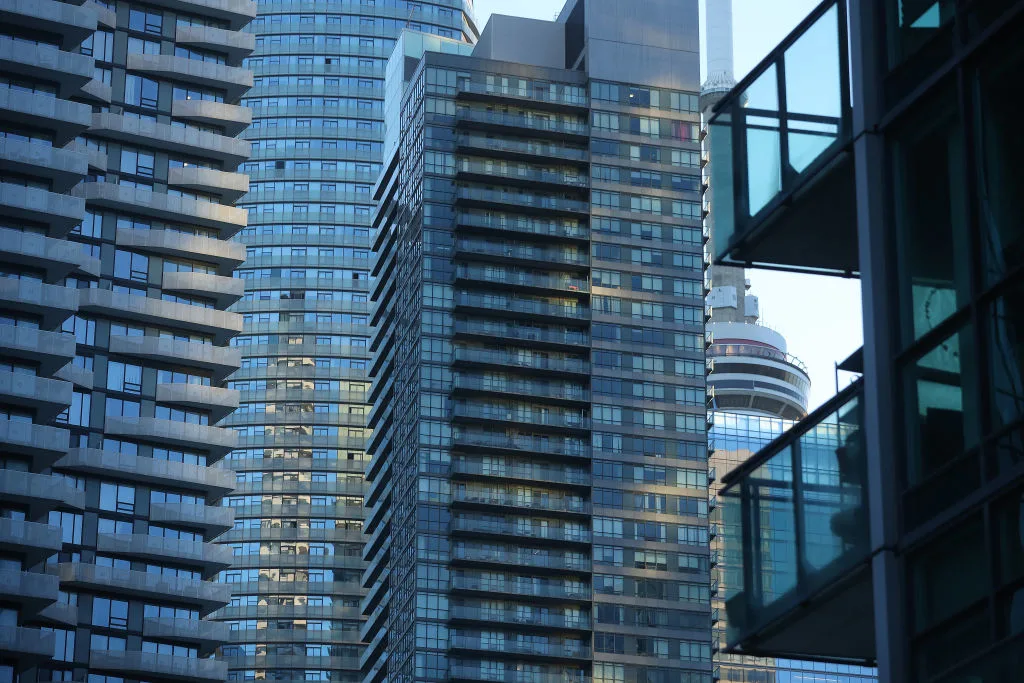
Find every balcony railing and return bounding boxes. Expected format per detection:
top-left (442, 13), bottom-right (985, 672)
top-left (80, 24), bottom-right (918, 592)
top-left (450, 458), bottom-right (590, 487)
top-left (453, 321), bottom-right (589, 348)
top-left (450, 635), bottom-right (591, 659)
top-left (450, 517), bottom-right (592, 544)
top-left (451, 545), bottom-right (590, 572)
top-left (455, 211), bottom-right (588, 240)
top-left (454, 293), bottom-right (589, 321)
top-left (456, 81), bottom-right (588, 108)
top-left (450, 665), bottom-right (590, 683)
top-left (457, 160), bottom-right (588, 188)
top-left (452, 375), bottom-right (589, 403)
top-left (708, 0), bottom-right (855, 274)
top-left (454, 240), bottom-right (589, 267)
top-left (455, 109), bottom-right (589, 137)
top-left (449, 605), bottom-right (591, 630)
top-left (720, 381), bottom-right (871, 660)
top-left (456, 266), bottom-right (589, 294)
top-left (450, 575), bottom-right (590, 601)
top-left (456, 134), bottom-right (589, 163)
top-left (451, 403), bottom-right (590, 431)
top-left (452, 430), bottom-right (589, 459)
top-left (455, 188), bottom-right (590, 214)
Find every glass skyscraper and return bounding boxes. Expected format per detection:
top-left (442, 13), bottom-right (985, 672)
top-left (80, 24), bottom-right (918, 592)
top-left (214, 3), bottom-right (477, 683)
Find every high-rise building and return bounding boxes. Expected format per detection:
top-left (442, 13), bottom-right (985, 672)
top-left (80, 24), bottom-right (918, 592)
top-left (708, 0), bottom-right (1024, 681)
top-left (0, 0), bottom-right (253, 680)
top-left (213, 4), bottom-right (477, 683)
top-left (363, 3), bottom-right (711, 683)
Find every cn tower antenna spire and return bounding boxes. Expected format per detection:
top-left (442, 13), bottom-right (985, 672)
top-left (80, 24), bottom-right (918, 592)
top-left (702, 0), bottom-right (736, 98)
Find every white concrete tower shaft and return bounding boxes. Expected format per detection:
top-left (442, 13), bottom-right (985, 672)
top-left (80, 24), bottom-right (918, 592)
top-left (702, 0), bottom-right (736, 94)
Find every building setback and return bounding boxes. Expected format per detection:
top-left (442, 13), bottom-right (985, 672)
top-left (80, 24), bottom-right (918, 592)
top-left (363, 2), bottom-right (711, 683)
top-left (0, 0), bottom-right (253, 680)
top-left (213, 4), bottom-right (477, 683)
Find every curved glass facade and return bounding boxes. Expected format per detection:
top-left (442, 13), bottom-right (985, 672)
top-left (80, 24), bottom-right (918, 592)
top-left (214, 3), bottom-right (477, 683)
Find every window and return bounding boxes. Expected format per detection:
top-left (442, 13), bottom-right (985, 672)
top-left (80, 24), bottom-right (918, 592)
top-left (106, 361), bottom-right (142, 395)
top-left (129, 8), bottom-right (163, 34)
top-left (120, 147), bottom-right (155, 178)
top-left (113, 250), bottom-right (149, 282)
top-left (48, 511), bottom-right (83, 545)
top-left (124, 75), bottom-right (159, 109)
top-left (92, 598), bottom-right (128, 629)
top-left (99, 482), bottom-right (136, 514)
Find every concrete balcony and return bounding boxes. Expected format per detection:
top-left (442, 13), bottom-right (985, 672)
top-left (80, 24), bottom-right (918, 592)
top-left (53, 362), bottom-right (93, 389)
top-left (175, 24), bottom-right (255, 65)
top-left (171, 99), bottom-right (251, 137)
top-left (0, 626), bottom-right (55, 665)
top-left (82, 0), bottom-right (116, 27)
top-left (78, 288), bottom-right (242, 345)
top-left (168, 165), bottom-right (249, 203)
top-left (88, 113), bottom-right (250, 168)
top-left (56, 562), bottom-right (230, 615)
top-left (136, 0), bottom-right (255, 30)
top-left (162, 270), bottom-right (245, 308)
top-left (0, 0), bottom-right (96, 49)
top-left (0, 518), bottom-right (63, 566)
top-left (89, 650), bottom-right (228, 683)
top-left (155, 381), bottom-right (239, 422)
top-left (0, 370), bottom-right (72, 422)
top-left (0, 138), bottom-right (87, 193)
top-left (149, 502), bottom-right (234, 537)
top-left (0, 321), bottom-right (76, 375)
top-left (67, 140), bottom-right (108, 172)
top-left (0, 227), bottom-right (90, 281)
top-left (0, 469), bottom-right (84, 514)
top-left (104, 416), bottom-right (239, 460)
top-left (0, 277), bottom-right (77, 330)
top-left (80, 78), bottom-right (112, 104)
top-left (73, 182), bottom-right (247, 238)
top-left (96, 533), bottom-right (232, 578)
top-left (0, 37), bottom-right (93, 98)
top-left (115, 227), bottom-right (246, 275)
top-left (109, 333), bottom-right (240, 382)
top-left (56, 447), bottom-right (235, 499)
top-left (0, 183), bottom-right (85, 237)
top-left (0, 418), bottom-right (68, 466)
top-left (127, 53), bottom-right (252, 100)
top-left (0, 89), bottom-right (91, 146)
top-left (142, 617), bottom-right (230, 656)
top-left (0, 567), bottom-right (59, 614)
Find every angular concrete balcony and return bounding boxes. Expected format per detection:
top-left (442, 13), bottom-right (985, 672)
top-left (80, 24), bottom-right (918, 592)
top-left (96, 533), bottom-right (233, 578)
top-left (175, 24), bottom-right (254, 65)
top-left (142, 617), bottom-right (230, 656)
top-left (149, 501), bottom-right (234, 537)
top-left (0, 89), bottom-right (91, 146)
top-left (89, 650), bottom-right (227, 683)
top-left (162, 270), bottom-right (245, 308)
top-left (0, 277), bottom-right (78, 330)
top-left (104, 416), bottom-right (239, 460)
top-left (0, 418), bottom-right (68, 466)
top-left (0, 0), bottom-right (96, 49)
top-left (0, 38), bottom-right (93, 98)
top-left (56, 447), bottom-right (235, 499)
top-left (0, 183), bottom-right (85, 237)
top-left (155, 382), bottom-right (239, 422)
top-left (0, 370), bottom-right (72, 422)
top-left (53, 362), bottom-right (93, 390)
top-left (127, 53), bottom-right (252, 100)
top-left (88, 113), bottom-right (250, 168)
top-left (78, 288), bottom-right (242, 345)
top-left (171, 99), bottom-right (251, 137)
top-left (56, 562), bottom-right (231, 615)
top-left (73, 182), bottom-right (247, 238)
top-left (0, 626), bottom-right (55, 665)
top-left (109, 333), bottom-right (240, 383)
top-left (0, 227), bottom-right (91, 281)
top-left (0, 470), bottom-right (84, 514)
top-left (167, 165), bottom-right (249, 203)
top-left (137, 0), bottom-right (255, 30)
top-left (115, 227), bottom-right (246, 275)
top-left (0, 138), bottom-right (87, 193)
top-left (0, 567), bottom-right (59, 614)
top-left (0, 518), bottom-right (63, 565)
top-left (0, 321), bottom-right (76, 376)
top-left (82, 0), bottom-right (116, 27)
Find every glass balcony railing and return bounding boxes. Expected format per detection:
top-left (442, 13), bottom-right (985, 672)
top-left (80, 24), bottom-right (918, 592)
top-left (449, 664), bottom-right (590, 683)
top-left (454, 240), bottom-right (589, 267)
top-left (457, 161), bottom-right (589, 188)
top-left (450, 634), bottom-right (591, 659)
top-left (452, 347), bottom-right (589, 374)
top-left (451, 403), bottom-right (590, 431)
top-left (708, 0), bottom-right (855, 274)
top-left (454, 293), bottom-right (589, 321)
top-left (455, 212), bottom-right (588, 240)
top-left (455, 109), bottom-right (589, 137)
top-left (453, 320), bottom-right (589, 348)
top-left (449, 575), bottom-right (591, 601)
top-left (450, 458), bottom-right (590, 486)
top-left (449, 605), bottom-right (591, 630)
top-left (455, 188), bottom-right (590, 214)
top-left (451, 545), bottom-right (591, 572)
top-left (457, 134), bottom-right (589, 163)
top-left (452, 430), bottom-right (589, 459)
top-left (451, 490), bottom-right (590, 515)
top-left (456, 81), bottom-right (589, 108)
top-left (450, 517), bottom-right (592, 544)
top-left (451, 375), bottom-right (590, 402)
top-left (455, 266), bottom-right (590, 294)
top-left (721, 381), bottom-right (871, 659)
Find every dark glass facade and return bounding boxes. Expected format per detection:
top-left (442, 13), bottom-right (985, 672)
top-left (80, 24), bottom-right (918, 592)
top-left (214, 4), bottom-right (476, 683)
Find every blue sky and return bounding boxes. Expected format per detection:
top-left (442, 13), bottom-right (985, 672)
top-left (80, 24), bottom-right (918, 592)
top-left (472, 0), bottom-right (864, 408)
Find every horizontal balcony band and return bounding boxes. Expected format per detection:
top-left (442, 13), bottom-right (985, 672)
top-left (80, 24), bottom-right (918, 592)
top-left (0, 626), bottom-right (55, 665)
top-left (450, 491), bottom-right (590, 516)
top-left (96, 533), bottom-right (232, 578)
top-left (449, 666), bottom-right (590, 683)
top-left (0, 225), bottom-right (94, 281)
top-left (455, 266), bottom-right (590, 296)
top-left (167, 165), bottom-right (249, 204)
top-left (0, 567), bottom-right (59, 614)
top-left (0, 276), bottom-right (78, 330)
top-left (450, 518), bottom-right (591, 545)
top-left (451, 403), bottom-right (590, 433)
top-left (127, 53), bottom-right (252, 101)
top-left (454, 293), bottom-right (589, 324)
top-left (451, 375), bottom-right (589, 406)
top-left (88, 650), bottom-right (228, 683)
top-left (143, 617), bottom-right (230, 656)
top-left (0, 418), bottom-right (69, 466)
top-left (455, 109), bottom-right (589, 141)
top-left (155, 381), bottom-right (239, 422)
top-left (78, 288), bottom-right (242, 345)
top-left (0, 370), bottom-right (72, 422)
top-left (0, 138), bottom-right (87, 193)
top-left (455, 211), bottom-right (589, 242)
top-left (115, 227), bottom-right (246, 276)
top-left (455, 187), bottom-right (589, 217)
top-left (0, 325), bottom-right (76, 375)
top-left (127, 0), bottom-right (255, 29)
top-left (453, 241), bottom-right (589, 269)
top-left (448, 605), bottom-right (591, 631)
top-left (0, 469), bottom-right (84, 513)
top-left (53, 361), bottom-right (93, 390)
top-left (455, 82), bottom-right (589, 112)
top-left (109, 334), bottom-right (241, 383)
top-left (0, 0), bottom-right (96, 49)
top-left (452, 320), bottom-right (588, 352)
top-left (453, 347), bottom-right (589, 376)
top-left (74, 182), bottom-right (247, 239)
top-left (88, 113), bottom-right (250, 169)
top-left (212, 604), bottom-right (362, 621)
top-left (55, 562), bottom-right (230, 615)
top-left (0, 89), bottom-right (91, 146)
top-left (455, 134), bottom-right (589, 165)
top-left (0, 518), bottom-right (63, 566)
top-left (149, 501), bottom-right (235, 537)
top-left (83, 0), bottom-right (116, 27)
top-left (449, 458), bottom-right (590, 488)
top-left (172, 98), bottom-right (251, 137)
top-left (103, 416), bottom-right (238, 460)
top-left (220, 527), bottom-right (363, 544)
top-left (448, 635), bottom-right (591, 661)
top-left (0, 38), bottom-right (92, 98)
top-left (224, 502), bottom-right (365, 519)
top-left (162, 270), bottom-right (244, 308)
top-left (452, 430), bottom-right (589, 460)
top-left (174, 24), bottom-right (255, 65)
top-left (455, 162), bottom-right (589, 192)
top-left (0, 182), bottom-right (85, 237)
top-left (451, 546), bottom-right (591, 574)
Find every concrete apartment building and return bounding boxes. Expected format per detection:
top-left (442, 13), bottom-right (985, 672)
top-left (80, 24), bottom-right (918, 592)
top-left (0, 0), bottom-right (253, 678)
top-left (363, 3), bottom-right (711, 683)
